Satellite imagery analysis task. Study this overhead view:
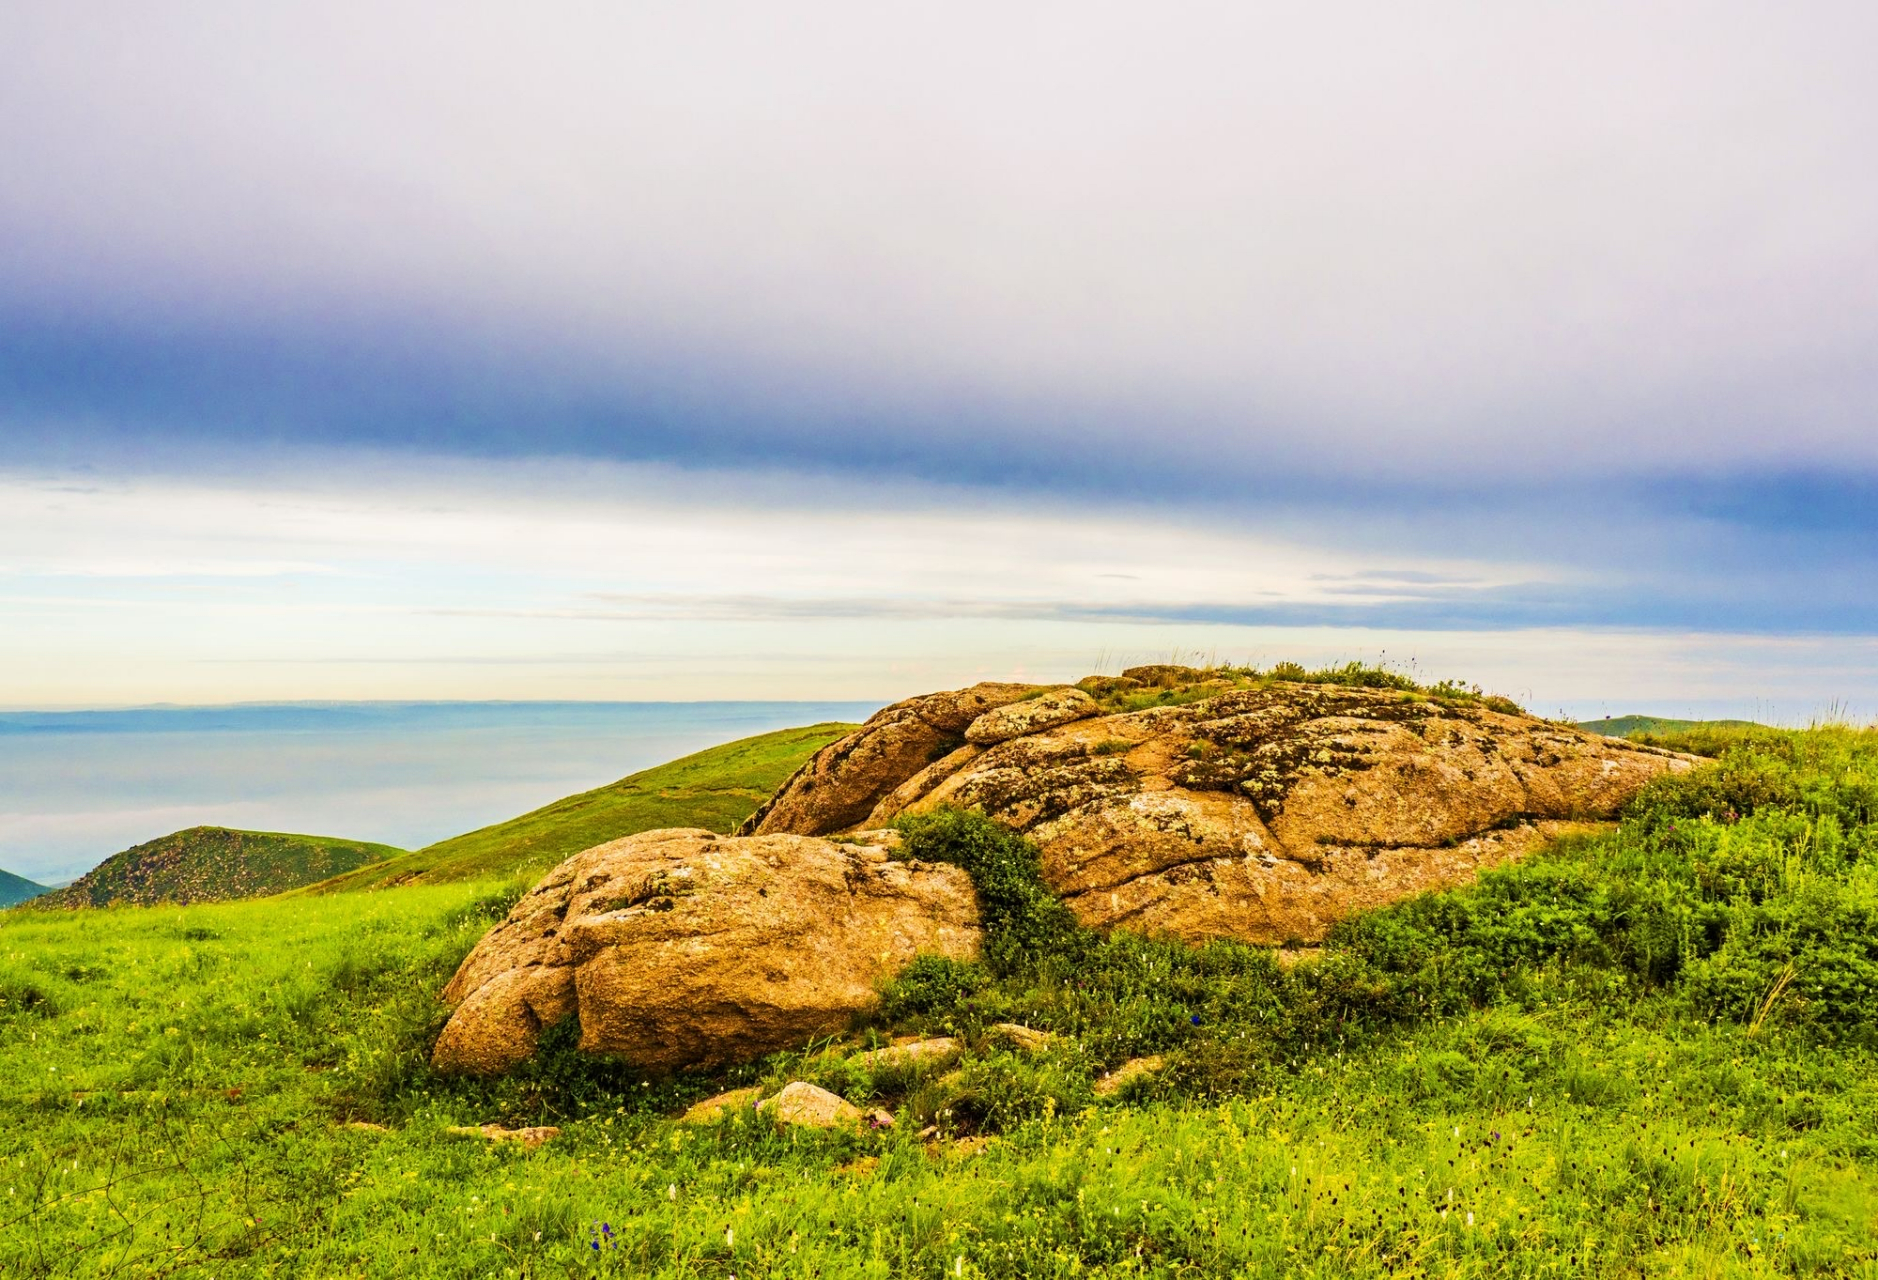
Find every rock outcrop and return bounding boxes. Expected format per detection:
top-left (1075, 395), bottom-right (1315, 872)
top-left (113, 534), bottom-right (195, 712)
top-left (736, 683), bottom-right (1040, 836)
top-left (432, 828), bottom-right (981, 1076)
top-left (745, 673), bottom-right (1696, 945)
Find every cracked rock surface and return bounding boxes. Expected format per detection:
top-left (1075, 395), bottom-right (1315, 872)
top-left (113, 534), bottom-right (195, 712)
top-left (743, 671), bottom-right (1697, 945)
top-left (432, 828), bottom-right (980, 1076)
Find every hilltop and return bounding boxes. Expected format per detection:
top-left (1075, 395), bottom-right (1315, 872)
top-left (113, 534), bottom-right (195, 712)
top-left (1575, 714), bottom-right (1762, 738)
top-left (32, 828), bottom-right (404, 909)
top-left (0, 867), bottom-right (48, 907)
top-left (4, 716), bottom-right (1875, 1274)
top-left (306, 721), bottom-right (857, 892)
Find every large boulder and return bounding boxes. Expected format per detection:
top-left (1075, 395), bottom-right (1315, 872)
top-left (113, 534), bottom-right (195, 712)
top-left (432, 828), bottom-right (980, 1076)
top-left (738, 683), bottom-right (1040, 836)
top-left (751, 678), bottom-right (1699, 945)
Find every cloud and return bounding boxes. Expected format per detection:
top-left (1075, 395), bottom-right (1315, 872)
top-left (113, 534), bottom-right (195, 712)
top-left (1, 2), bottom-right (1875, 494)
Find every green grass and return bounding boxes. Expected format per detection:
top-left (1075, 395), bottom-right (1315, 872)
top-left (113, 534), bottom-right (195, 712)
top-left (28, 828), bottom-right (404, 909)
top-left (0, 868), bottom-right (48, 908)
top-left (4, 722), bottom-right (1877, 1276)
top-left (1092, 660), bottom-right (1527, 717)
top-left (305, 722), bottom-right (858, 893)
top-left (1576, 715), bottom-right (1764, 739)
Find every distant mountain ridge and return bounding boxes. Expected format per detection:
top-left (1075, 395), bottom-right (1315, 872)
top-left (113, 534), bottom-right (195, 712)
top-left (33, 828), bottom-right (404, 909)
top-left (0, 867), bottom-right (48, 907)
top-left (1575, 715), bottom-right (1761, 738)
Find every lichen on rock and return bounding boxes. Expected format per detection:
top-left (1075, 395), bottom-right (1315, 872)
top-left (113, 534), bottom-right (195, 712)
top-left (750, 673), bottom-right (1698, 946)
top-left (431, 828), bottom-right (981, 1076)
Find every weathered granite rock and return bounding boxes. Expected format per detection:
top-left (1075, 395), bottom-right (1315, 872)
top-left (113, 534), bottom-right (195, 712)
top-left (964, 688), bottom-right (1100, 745)
top-left (850, 1036), bottom-right (962, 1072)
top-left (738, 684), bottom-right (1039, 836)
top-left (991, 1023), bottom-right (1056, 1053)
top-left (751, 677), bottom-right (1698, 945)
top-left (446, 1124), bottom-right (560, 1149)
top-left (432, 829), bottom-right (981, 1076)
top-left (759, 1081), bottom-right (863, 1129)
top-left (1094, 1056), bottom-right (1164, 1097)
top-left (681, 1086), bottom-right (764, 1124)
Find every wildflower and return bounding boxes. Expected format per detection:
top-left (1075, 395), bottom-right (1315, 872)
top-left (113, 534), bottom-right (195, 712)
top-left (1190, 1014), bottom-right (1202, 1026)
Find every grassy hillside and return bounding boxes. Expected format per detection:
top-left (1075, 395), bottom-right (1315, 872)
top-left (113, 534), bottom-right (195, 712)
top-left (31, 827), bottom-right (404, 909)
top-left (308, 721), bottom-right (858, 892)
top-left (3, 721), bottom-right (1875, 1276)
top-left (1575, 714), bottom-right (1761, 738)
top-left (0, 867), bottom-right (47, 907)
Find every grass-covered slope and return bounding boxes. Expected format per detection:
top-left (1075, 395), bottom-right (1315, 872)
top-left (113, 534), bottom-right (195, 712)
top-left (3, 721), bottom-right (1876, 1276)
top-left (308, 721), bottom-right (858, 892)
top-left (1575, 714), bottom-right (1762, 738)
top-left (32, 828), bottom-right (404, 909)
top-left (0, 867), bottom-right (48, 907)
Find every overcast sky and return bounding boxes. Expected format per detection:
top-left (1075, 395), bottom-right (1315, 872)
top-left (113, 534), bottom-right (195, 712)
top-left (2, 2), bottom-right (1874, 717)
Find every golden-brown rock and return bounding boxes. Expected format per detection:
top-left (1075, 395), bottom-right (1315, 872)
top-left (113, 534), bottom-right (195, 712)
top-left (739, 683), bottom-right (1038, 836)
top-left (849, 1036), bottom-right (962, 1071)
top-left (759, 1082), bottom-right (864, 1129)
top-left (431, 828), bottom-right (981, 1076)
top-left (752, 677), bottom-right (1698, 946)
top-left (680, 1086), bottom-right (764, 1125)
top-left (964, 688), bottom-right (1100, 745)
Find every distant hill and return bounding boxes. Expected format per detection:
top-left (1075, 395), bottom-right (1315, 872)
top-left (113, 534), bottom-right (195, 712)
top-left (34, 828), bottom-right (405, 909)
top-left (1575, 715), bottom-right (1762, 738)
top-left (307, 721), bottom-right (857, 892)
top-left (0, 867), bottom-right (49, 907)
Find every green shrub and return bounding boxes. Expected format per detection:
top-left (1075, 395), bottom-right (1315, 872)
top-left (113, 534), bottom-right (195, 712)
top-left (891, 808), bottom-right (1083, 972)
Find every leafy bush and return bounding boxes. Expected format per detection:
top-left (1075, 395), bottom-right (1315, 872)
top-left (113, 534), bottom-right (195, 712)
top-left (892, 808), bottom-right (1083, 971)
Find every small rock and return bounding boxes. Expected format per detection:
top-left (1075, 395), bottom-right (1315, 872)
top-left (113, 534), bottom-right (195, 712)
top-left (850, 1036), bottom-right (961, 1071)
top-left (680, 1086), bottom-right (763, 1124)
top-left (866, 1108), bottom-right (896, 1129)
top-left (447, 1124), bottom-right (560, 1150)
top-left (344, 1121), bottom-right (389, 1133)
top-left (757, 1081), bottom-right (863, 1129)
top-left (1093, 1056), bottom-right (1164, 1097)
top-left (991, 1023), bottom-right (1055, 1053)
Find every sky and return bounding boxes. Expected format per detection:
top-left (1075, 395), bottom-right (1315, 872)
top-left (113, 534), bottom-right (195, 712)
top-left (2, 2), bottom-right (1875, 721)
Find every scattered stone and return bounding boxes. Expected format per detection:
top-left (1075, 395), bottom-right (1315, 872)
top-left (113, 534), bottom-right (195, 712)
top-left (680, 1086), bottom-right (764, 1125)
top-left (757, 1081), bottom-right (864, 1129)
top-left (850, 1036), bottom-right (962, 1071)
top-left (343, 1121), bottom-right (389, 1133)
top-left (866, 1108), bottom-right (896, 1129)
top-left (964, 688), bottom-right (1101, 745)
top-left (1094, 1056), bottom-right (1164, 1097)
top-left (1274, 947), bottom-right (1321, 969)
top-left (432, 829), bottom-right (981, 1076)
top-left (991, 1023), bottom-right (1055, 1053)
top-left (447, 1124), bottom-right (560, 1150)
